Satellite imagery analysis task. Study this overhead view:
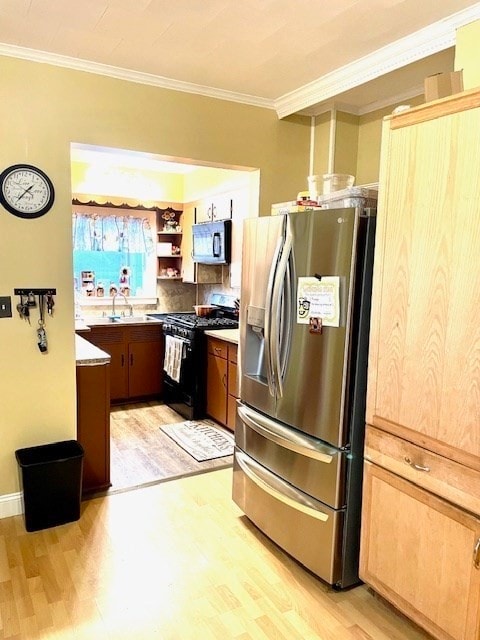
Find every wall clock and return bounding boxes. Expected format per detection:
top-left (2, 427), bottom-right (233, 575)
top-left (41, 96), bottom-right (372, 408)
top-left (0, 164), bottom-right (55, 219)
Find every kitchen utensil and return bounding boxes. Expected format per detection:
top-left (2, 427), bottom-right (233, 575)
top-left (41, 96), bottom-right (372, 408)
top-left (193, 305), bottom-right (216, 317)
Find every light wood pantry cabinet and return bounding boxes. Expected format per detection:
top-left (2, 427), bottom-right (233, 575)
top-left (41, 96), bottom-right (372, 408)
top-left (360, 88), bottom-right (480, 640)
top-left (206, 336), bottom-right (238, 430)
top-left (86, 324), bottom-right (164, 403)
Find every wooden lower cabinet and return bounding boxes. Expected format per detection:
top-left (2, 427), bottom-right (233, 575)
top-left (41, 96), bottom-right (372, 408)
top-left (360, 461), bottom-right (480, 640)
top-left (76, 362), bottom-right (111, 494)
top-left (226, 345), bottom-right (238, 430)
top-left (86, 324), bottom-right (164, 403)
top-left (206, 337), bottom-right (238, 430)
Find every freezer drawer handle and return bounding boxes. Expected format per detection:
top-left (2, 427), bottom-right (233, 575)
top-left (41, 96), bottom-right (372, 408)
top-left (404, 456), bottom-right (430, 472)
top-left (236, 450), bottom-right (329, 522)
top-left (474, 538), bottom-right (480, 570)
top-left (238, 404), bottom-right (335, 464)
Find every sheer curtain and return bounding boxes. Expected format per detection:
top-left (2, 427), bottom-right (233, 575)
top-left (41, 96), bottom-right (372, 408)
top-left (72, 213), bottom-right (155, 296)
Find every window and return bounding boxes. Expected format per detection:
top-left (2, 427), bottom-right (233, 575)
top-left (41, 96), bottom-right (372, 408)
top-left (72, 206), bottom-right (156, 299)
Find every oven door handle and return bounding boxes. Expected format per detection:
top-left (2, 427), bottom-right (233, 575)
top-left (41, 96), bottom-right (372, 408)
top-left (237, 404), bottom-right (335, 464)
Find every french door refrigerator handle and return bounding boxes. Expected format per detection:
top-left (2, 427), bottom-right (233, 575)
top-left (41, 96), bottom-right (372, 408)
top-left (235, 449), bottom-right (329, 521)
top-left (237, 404), bottom-right (335, 464)
top-left (279, 248), bottom-right (294, 381)
top-left (264, 235), bottom-right (283, 398)
top-left (270, 229), bottom-right (293, 398)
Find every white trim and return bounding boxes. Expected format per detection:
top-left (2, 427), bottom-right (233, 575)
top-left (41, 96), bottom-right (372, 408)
top-left (301, 85), bottom-right (425, 117)
top-left (309, 116), bottom-right (315, 176)
top-left (275, 3), bottom-right (480, 119)
top-left (0, 43), bottom-right (275, 111)
top-left (355, 85), bottom-right (425, 116)
top-left (328, 110), bottom-right (336, 174)
top-left (0, 492), bottom-right (23, 519)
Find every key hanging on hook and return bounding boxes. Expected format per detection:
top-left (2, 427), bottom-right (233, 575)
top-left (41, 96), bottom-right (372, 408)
top-left (37, 294), bottom-right (48, 353)
top-left (46, 293), bottom-right (55, 316)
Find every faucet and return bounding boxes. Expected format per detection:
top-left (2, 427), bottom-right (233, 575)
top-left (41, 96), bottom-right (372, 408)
top-left (111, 292), bottom-right (133, 318)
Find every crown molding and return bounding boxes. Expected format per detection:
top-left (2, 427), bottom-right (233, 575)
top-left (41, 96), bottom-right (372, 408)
top-left (355, 85), bottom-right (425, 116)
top-left (275, 3), bottom-right (480, 119)
top-left (298, 84), bottom-right (425, 117)
top-left (0, 43), bottom-right (275, 111)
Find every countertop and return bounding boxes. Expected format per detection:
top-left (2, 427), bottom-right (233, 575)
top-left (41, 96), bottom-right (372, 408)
top-left (204, 328), bottom-right (239, 345)
top-left (75, 334), bottom-right (111, 366)
top-left (75, 316), bottom-right (163, 331)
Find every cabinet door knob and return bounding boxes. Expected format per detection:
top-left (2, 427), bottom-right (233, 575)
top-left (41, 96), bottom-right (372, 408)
top-left (121, 354), bottom-right (125, 367)
top-left (404, 456), bottom-right (430, 472)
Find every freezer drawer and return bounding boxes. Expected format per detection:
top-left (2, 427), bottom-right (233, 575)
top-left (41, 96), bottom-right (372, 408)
top-left (233, 448), bottom-right (344, 586)
top-left (236, 403), bottom-right (346, 508)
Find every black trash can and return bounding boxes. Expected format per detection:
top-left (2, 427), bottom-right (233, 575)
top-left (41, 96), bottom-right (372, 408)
top-left (15, 440), bottom-right (84, 532)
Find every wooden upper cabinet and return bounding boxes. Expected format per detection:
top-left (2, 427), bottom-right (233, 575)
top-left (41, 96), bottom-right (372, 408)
top-left (196, 193), bottom-right (233, 223)
top-left (367, 94), bottom-right (480, 468)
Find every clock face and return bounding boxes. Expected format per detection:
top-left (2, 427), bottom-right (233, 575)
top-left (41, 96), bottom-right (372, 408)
top-left (0, 164), bottom-right (55, 219)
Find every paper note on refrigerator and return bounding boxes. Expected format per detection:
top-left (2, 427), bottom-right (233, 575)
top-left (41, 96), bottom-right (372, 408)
top-left (297, 276), bottom-right (340, 326)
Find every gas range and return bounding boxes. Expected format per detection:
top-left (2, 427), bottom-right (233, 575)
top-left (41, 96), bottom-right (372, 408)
top-left (148, 293), bottom-right (239, 338)
top-left (166, 313), bottom-right (238, 329)
top-left (159, 294), bottom-right (239, 420)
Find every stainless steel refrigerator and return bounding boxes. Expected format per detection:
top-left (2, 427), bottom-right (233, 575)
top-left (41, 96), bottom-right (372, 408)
top-left (232, 206), bottom-right (376, 589)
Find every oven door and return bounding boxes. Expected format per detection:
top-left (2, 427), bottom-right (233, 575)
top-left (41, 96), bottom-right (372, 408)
top-left (163, 329), bottom-right (204, 420)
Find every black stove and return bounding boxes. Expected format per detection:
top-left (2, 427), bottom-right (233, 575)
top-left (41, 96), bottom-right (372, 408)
top-left (158, 295), bottom-right (239, 420)
top-left (164, 312), bottom-right (238, 330)
top-left (163, 313), bottom-right (238, 337)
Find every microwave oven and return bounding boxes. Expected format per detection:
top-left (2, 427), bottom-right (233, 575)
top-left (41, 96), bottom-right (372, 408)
top-left (192, 219), bottom-right (232, 264)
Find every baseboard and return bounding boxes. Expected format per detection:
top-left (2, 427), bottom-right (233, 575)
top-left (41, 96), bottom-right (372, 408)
top-left (0, 492), bottom-right (23, 519)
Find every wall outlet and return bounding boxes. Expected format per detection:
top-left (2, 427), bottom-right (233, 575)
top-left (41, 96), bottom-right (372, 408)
top-left (0, 296), bottom-right (12, 318)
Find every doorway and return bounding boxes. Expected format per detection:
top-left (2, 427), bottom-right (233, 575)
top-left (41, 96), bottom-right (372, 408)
top-left (71, 143), bottom-right (257, 492)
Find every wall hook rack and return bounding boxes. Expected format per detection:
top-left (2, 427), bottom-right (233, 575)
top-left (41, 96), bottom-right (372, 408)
top-left (14, 288), bottom-right (56, 297)
top-left (14, 288), bottom-right (57, 322)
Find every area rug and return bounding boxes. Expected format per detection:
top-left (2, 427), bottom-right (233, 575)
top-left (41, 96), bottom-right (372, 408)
top-left (160, 419), bottom-right (235, 462)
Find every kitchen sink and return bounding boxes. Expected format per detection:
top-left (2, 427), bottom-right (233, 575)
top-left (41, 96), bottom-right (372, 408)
top-left (114, 315), bottom-right (159, 323)
top-left (81, 317), bottom-right (116, 325)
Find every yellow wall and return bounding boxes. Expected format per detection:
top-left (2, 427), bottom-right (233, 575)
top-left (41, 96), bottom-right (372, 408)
top-left (183, 167), bottom-right (253, 202)
top-left (71, 160), bottom-right (185, 202)
top-left (334, 112), bottom-right (359, 177)
top-left (313, 112), bottom-right (332, 176)
top-left (355, 95), bottom-right (425, 185)
top-left (455, 20), bottom-right (480, 90)
top-left (0, 55), bottom-right (310, 498)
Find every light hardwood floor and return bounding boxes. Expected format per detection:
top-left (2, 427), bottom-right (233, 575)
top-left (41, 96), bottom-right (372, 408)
top-left (0, 468), bottom-right (431, 640)
top-left (108, 402), bottom-right (233, 493)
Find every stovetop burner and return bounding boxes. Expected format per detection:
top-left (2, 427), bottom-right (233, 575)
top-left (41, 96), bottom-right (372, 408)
top-left (165, 313), bottom-right (238, 330)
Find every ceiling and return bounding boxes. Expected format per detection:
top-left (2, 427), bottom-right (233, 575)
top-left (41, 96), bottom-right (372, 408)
top-left (1, 0), bottom-right (480, 117)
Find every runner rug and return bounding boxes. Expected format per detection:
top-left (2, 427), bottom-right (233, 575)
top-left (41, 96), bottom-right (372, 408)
top-left (160, 419), bottom-right (235, 462)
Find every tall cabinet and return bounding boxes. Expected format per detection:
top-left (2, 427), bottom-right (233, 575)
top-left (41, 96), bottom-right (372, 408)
top-left (360, 88), bottom-right (480, 640)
